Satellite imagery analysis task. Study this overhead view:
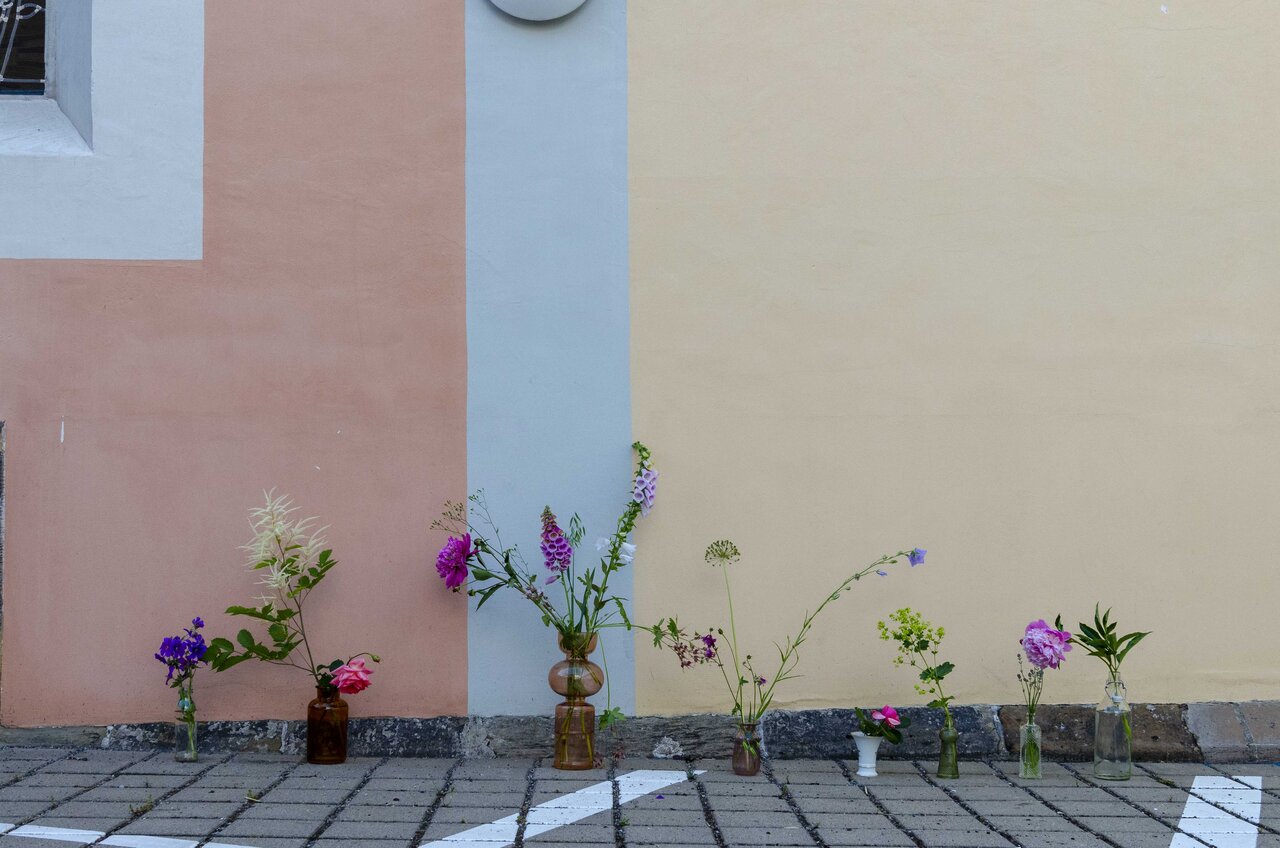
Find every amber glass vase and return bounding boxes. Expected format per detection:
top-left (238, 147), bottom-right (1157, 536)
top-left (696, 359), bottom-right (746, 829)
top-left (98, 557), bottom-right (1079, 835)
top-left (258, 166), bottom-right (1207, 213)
top-left (548, 632), bottom-right (603, 770)
top-left (307, 687), bottom-right (349, 765)
top-left (732, 722), bottom-right (761, 776)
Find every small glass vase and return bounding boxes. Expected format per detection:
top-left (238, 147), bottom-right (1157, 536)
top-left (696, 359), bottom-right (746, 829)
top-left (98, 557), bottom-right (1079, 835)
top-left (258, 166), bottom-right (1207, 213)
top-left (1094, 674), bottom-right (1132, 780)
top-left (1019, 716), bottom-right (1042, 779)
top-left (548, 632), bottom-right (603, 770)
top-left (936, 714), bottom-right (960, 779)
top-left (732, 722), bottom-right (762, 776)
top-left (307, 686), bottom-right (349, 765)
top-left (174, 683), bottom-right (198, 763)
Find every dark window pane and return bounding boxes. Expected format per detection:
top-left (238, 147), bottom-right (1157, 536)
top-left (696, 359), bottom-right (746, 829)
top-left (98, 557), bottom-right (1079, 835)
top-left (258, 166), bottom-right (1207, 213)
top-left (0, 1), bottom-right (46, 95)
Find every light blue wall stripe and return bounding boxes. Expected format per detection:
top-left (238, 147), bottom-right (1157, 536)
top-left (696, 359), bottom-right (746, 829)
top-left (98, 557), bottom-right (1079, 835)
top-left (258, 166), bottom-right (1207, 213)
top-left (465, 0), bottom-right (632, 716)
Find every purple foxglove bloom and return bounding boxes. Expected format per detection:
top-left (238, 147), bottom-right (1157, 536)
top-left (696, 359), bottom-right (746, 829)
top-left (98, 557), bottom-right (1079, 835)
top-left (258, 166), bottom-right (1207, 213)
top-left (908, 548), bottom-right (927, 567)
top-left (540, 507), bottom-right (573, 572)
top-left (633, 469), bottom-right (659, 516)
top-left (1021, 619), bottom-right (1073, 670)
top-left (435, 533), bottom-right (475, 591)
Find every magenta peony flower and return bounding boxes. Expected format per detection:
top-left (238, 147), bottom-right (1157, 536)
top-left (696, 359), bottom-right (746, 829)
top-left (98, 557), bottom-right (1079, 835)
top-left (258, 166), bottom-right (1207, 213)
top-left (331, 658), bottom-right (373, 695)
top-left (1021, 619), bottom-right (1073, 670)
top-left (540, 507), bottom-right (573, 573)
top-left (633, 468), bottom-right (658, 516)
top-left (436, 533), bottom-right (475, 591)
top-left (872, 705), bottom-right (902, 727)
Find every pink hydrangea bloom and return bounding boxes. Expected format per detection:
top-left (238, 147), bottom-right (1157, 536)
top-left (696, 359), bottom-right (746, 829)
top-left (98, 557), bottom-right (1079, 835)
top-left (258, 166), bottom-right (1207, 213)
top-left (331, 658), bottom-right (373, 695)
top-left (1021, 619), bottom-right (1072, 669)
top-left (871, 705), bottom-right (901, 727)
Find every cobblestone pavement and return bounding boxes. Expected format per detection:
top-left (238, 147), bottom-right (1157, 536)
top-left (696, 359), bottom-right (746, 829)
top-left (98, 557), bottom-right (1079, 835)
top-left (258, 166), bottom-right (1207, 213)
top-left (0, 748), bottom-right (1277, 848)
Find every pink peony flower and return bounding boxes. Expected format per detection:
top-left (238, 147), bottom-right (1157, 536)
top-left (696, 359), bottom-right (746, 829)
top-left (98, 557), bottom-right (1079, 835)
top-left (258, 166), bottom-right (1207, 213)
top-left (331, 658), bottom-right (373, 695)
top-left (871, 705), bottom-right (901, 727)
top-left (1021, 619), bottom-right (1072, 670)
top-left (436, 534), bottom-right (475, 591)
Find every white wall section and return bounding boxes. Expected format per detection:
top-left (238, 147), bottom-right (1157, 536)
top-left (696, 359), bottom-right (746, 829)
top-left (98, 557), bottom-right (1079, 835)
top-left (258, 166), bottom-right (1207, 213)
top-left (0, 0), bottom-right (203, 259)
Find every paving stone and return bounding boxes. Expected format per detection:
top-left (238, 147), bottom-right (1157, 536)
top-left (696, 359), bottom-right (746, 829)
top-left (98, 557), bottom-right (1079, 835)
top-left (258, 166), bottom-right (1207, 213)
top-left (319, 819), bottom-right (419, 839)
top-left (8, 774), bottom-right (98, 789)
top-left (218, 816), bottom-right (320, 837)
top-left (430, 804), bottom-right (514, 824)
top-left (145, 800), bottom-right (242, 818)
top-left (312, 841), bottom-right (407, 848)
top-left (352, 787), bottom-right (442, 806)
top-left (236, 801), bottom-right (334, 821)
top-left (914, 829), bottom-right (1013, 847)
top-left (257, 787), bottom-right (351, 804)
top-left (336, 803), bottom-right (425, 822)
top-left (0, 802), bottom-right (48, 820)
top-left (117, 816), bottom-right (224, 836)
top-left (820, 830), bottom-right (915, 848)
top-left (0, 786), bottom-right (81, 803)
top-left (362, 777), bottom-right (447, 792)
top-left (622, 823), bottom-right (718, 844)
top-left (718, 824), bottom-right (817, 845)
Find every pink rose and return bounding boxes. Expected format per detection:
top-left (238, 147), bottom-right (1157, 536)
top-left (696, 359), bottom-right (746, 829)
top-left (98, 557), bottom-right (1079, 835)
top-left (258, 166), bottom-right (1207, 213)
top-left (872, 705), bottom-right (901, 727)
top-left (332, 658), bottom-right (373, 695)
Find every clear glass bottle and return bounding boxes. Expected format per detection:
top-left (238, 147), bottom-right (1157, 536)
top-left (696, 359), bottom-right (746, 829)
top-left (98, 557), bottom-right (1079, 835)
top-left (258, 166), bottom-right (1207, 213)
top-left (175, 683), bottom-right (198, 763)
top-left (1019, 716), bottom-right (1041, 779)
top-left (936, 714), bottom-right (960, 779)
top-left (1094, 674), bottom-right (1131, 780)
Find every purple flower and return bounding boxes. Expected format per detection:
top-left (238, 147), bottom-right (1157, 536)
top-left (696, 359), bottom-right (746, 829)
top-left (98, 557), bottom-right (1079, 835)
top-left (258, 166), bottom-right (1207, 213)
top-left (436, 533), bottom-right (475, 591)
top-left (191, 617), bottom-right (205, 629)
top-left (699, 633), bottom-right (717, 659)
top-left (1021, 619), bottom-right (1072, 670)
top-left (876, 570), bottom-right (888, 577)
top-left (633, 469), bottom-right (659, 516)
top-left (755, 676), bottom-right (767, 687)
top-left (155, 619), bottom-right (208, 685)
top-left (540, 508), bottom-right (573, 573)
top-left (908, 548), bottom-right (927, 567)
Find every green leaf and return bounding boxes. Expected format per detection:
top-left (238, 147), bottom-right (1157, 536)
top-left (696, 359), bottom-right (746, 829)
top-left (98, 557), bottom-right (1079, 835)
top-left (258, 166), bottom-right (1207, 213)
top-left (236, 629), bottom-right (258, 650)
top-left (268, 623), bottom-right (289, 645)
top-left (613, 598), bottom-right (631, 630)
top-left (932, 661), bottom-right (955, 680)
top-left (225, 605), bottom-right (277, 622)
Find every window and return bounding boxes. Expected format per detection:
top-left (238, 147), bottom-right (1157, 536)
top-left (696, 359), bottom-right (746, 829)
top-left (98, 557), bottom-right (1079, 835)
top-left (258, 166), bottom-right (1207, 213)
top-left (0, 1), bottom-right (45, 95)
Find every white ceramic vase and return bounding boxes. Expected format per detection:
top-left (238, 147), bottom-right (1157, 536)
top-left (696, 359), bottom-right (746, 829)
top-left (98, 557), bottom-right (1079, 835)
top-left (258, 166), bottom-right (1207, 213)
top-left (852, 731), bottom-right (882, 777)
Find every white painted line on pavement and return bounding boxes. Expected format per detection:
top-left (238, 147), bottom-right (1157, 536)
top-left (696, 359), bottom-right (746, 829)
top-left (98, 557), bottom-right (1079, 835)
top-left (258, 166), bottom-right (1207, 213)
top-left (0, 823), bottom-right (264, 848)
top-left (419, 768), bottom-right (698, 848)
top-left (1169, 775), bottom-right (1262, 848)
top-left (101, 836), bottom-right (200, 848)
top-left (6, 824), bottom-right (104, 843)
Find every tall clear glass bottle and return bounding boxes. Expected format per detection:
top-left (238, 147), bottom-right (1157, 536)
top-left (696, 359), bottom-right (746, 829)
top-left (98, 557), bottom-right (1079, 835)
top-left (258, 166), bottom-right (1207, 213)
top-left (1019, 715), bottom-right (1041, 779)
top-left (175, 683), bottom-right (198, 763)
top-left (1093, 674), bottom-right (1131, 780)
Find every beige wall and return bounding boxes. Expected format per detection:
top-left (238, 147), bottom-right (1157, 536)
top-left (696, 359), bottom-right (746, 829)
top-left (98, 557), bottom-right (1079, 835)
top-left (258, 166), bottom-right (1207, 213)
top-left (630, 0), bottom-right (1280, 713)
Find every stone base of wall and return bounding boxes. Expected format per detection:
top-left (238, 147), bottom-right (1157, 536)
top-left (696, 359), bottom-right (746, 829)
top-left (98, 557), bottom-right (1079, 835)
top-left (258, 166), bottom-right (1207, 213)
top-left (2, 701), bottom-right (1276, 762)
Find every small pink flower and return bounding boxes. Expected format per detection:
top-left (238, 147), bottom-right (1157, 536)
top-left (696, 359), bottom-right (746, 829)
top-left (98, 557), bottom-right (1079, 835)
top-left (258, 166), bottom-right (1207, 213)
top-left (332, 658), bottom-right (373, 695)
top-left (871, 705), bottom-right (901, 727)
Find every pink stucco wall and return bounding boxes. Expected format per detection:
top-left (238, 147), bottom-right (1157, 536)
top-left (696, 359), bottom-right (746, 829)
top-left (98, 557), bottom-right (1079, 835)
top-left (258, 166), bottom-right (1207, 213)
top-left (0, 1), bottom-right (468, 725)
